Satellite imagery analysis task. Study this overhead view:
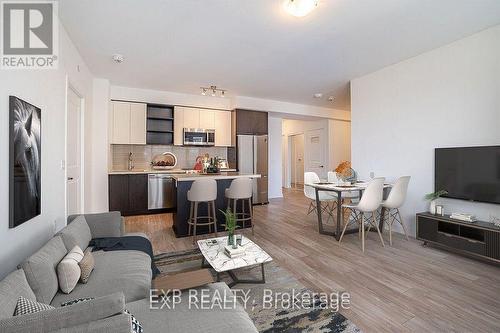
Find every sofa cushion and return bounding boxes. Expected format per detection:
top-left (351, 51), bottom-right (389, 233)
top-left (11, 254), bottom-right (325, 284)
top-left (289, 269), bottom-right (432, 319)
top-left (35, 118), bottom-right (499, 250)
top-left (57, 246), bottom-right (84, 294)
top-left (21, 236), bottom-right (67, 304)
top-left (51, 250), bottom-right (152, 306)
top-left (14, 296), bottom-right (55, 316)
top-left (126, 282), bottom-right (258, 333)
top-left (59, 215), bottom-right (92, 252)
top-left (0, 269), bottom-right (36, 320)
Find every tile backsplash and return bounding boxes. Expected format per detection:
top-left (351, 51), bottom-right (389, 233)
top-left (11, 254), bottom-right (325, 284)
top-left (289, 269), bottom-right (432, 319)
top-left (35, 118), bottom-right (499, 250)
top-left (111, 145), bottom-right (228, 171)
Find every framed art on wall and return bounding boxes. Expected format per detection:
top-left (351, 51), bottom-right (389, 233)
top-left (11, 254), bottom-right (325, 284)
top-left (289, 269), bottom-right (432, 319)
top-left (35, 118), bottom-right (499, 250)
top-left (9, 96), bottom-right (42, 228)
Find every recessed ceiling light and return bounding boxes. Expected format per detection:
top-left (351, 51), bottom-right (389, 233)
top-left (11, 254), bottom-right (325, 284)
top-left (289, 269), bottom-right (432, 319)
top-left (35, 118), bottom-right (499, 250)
top-left (313, 93), bottom-right (323, 99)
top-left (283, 0), bottom-right (319, 18)
top-left (112, 54), bottom-right (124, 63)
top-left (328, 96), bottom-right (335, 102)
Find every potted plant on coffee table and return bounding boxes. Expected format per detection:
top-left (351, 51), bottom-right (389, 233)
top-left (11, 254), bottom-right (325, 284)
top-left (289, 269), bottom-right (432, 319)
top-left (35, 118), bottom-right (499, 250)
top-left (220, 208), bottom-right (238, 247)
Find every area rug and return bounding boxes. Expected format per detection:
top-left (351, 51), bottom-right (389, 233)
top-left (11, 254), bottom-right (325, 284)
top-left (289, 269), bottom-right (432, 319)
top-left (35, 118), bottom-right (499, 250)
top-left (154, 249), bottom-right (362, 333)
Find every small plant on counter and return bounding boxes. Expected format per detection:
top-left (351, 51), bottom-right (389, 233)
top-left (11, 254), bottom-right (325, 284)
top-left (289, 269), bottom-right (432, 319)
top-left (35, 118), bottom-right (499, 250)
top-left (220, 208), bottom-right (238, 246)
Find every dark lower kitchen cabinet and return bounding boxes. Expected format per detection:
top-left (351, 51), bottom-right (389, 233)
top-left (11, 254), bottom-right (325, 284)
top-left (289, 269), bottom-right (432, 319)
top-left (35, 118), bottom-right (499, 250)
top-left (109, 174), bottom-right (148, 215)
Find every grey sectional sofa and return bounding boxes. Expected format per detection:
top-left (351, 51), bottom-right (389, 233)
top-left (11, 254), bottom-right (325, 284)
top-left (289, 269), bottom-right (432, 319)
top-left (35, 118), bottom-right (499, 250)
top-left (0, 212), bottom-right (258, 333)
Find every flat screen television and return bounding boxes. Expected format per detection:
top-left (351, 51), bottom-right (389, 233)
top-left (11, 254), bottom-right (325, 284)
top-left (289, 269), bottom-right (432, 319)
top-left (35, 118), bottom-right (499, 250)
top-left (435, 146), bottom-right (500, 204)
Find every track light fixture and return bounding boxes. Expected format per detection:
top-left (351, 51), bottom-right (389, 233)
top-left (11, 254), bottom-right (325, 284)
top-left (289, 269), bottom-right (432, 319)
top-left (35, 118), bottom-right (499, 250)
top-left (200, 85), bottom-right (226, 98)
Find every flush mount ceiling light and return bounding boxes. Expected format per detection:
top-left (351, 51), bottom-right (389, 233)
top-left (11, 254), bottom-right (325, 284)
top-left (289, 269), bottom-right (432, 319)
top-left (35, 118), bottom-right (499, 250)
top-left (283, 0), bottom-right (319, 17)
top-left (313, 93), bottom-right (323, 98)
top-left (200, 85), bottom-right (226, 98)
top-left (112, 53), bottom-right (124, 63)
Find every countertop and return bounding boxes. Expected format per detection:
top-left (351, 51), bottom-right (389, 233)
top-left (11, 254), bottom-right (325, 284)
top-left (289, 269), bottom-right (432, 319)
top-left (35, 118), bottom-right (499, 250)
top-left (109, 169), bottom-right (237, 175)
top-left (171, 172), bottom-right (261, 182)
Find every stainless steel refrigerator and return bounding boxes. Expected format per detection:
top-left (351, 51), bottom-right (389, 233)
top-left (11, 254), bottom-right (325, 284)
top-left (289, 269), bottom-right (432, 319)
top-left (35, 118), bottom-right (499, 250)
top-left (237, 135), bottom-right (268, 204)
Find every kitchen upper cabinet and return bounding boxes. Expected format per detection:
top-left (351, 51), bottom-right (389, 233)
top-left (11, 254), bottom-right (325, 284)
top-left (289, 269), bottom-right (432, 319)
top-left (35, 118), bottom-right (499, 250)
top-left (174, 106), bottom-right (233, 146)
top-left (130, 103), bottom-right (147, 144)
top-left (183, 107), bottom-right (200, 129)
top-left (236, 109), bottom-right (268, 135)
top-left (110, 101), bottom-right (147, 144)
top-left (174, 106), bottom-right (184, 146)
top-left (110, 102), bottom-right (130, 144)
top-left (199, 110), bottom-right (215, 129)
top-left (214, 111), bottom-right (232, 146)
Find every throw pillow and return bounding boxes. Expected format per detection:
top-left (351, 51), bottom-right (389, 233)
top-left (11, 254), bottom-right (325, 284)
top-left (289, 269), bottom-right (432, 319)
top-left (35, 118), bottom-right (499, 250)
top-left (124, 309), bottom-right (144, 333)
top-left (57, 246), bottom-right (84, 294)
top-left (14, 296), bottom-right (55, 316)
top-left (78, 248), bottom-right (95, 283)
top-left (60, 297), bottom-right (94, 307)
top-left (60, 297), bottom-right (143, 333)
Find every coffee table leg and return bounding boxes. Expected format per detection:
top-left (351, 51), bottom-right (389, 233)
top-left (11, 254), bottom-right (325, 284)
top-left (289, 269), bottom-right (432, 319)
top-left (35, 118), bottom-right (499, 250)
top-left (227, 264), bottom-right (266, 288)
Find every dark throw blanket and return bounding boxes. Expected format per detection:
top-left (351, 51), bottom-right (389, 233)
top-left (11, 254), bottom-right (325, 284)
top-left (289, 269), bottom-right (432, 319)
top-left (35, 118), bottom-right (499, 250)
top-left (89, 236), bottom-right (160, 278)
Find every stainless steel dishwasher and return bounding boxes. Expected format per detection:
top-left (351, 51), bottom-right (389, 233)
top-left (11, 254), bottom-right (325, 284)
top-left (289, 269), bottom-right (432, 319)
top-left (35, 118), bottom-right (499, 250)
top-left (148, 174), bottom-right (176, 209)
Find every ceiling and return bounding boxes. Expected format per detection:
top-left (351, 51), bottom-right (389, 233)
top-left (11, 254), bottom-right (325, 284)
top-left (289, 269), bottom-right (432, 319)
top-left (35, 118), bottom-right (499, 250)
top-left (59, 0), bottom-right (500, 110)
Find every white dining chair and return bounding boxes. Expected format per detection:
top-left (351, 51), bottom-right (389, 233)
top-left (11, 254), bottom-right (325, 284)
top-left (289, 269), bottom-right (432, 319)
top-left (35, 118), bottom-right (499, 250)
top-left (380, 176), bottom-right (411, 245)
top-left (304, 172), bottom-right (337, 223)
top-left (339, 177), bottom-right (386, 252)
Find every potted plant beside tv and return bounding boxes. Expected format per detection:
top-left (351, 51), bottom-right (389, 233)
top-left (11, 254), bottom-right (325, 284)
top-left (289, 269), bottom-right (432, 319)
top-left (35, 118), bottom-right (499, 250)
top-left (424, 190), bottom-right (448, 214)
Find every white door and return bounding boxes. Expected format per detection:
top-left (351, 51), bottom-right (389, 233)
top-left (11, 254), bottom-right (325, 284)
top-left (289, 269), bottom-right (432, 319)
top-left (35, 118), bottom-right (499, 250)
top-left (67, 88), bottom-right (83, 215)
top-left (290, 134), bottom-right (304, 187)
top-left (306, 128), bottom-right (327, 179)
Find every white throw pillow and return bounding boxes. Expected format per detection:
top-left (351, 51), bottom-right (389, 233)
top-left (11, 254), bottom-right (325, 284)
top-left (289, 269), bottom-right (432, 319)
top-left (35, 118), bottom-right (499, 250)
top-left (57, 246), bottom-right (84, 294)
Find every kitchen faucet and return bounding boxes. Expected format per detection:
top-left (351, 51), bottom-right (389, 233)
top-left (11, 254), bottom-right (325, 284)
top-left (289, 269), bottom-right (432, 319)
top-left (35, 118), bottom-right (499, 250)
top-left (128, 152), bottom-right (134, 170)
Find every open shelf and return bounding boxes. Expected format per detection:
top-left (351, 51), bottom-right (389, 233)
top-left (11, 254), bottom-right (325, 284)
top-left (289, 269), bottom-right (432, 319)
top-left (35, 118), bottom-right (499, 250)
top-left (146, 104), bottom-right (174, 145)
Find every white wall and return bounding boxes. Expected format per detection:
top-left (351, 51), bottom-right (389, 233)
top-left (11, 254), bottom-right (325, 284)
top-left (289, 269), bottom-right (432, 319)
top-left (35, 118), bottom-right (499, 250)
top-left (233, 95), bottom-right (350, 120)
top-left (328, 119), bottom-right (351, 170)
top-left (268, 115), bottom-right (283, 198)
top-left (351, 25), bottom-right (500, 237)
top-left (0, 26), bottom-right (94, 279)
top-left (87, 79), bottom-right (110, 213)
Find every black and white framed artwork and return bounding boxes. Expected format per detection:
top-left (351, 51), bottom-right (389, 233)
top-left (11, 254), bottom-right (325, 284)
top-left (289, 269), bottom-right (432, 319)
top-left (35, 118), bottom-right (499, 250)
top-left (9, 96), bottom-right (41, 228)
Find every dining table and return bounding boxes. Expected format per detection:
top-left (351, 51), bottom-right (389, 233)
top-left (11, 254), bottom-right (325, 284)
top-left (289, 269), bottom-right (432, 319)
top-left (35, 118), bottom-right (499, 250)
top-left (308, 181), bottom-right (393, 241)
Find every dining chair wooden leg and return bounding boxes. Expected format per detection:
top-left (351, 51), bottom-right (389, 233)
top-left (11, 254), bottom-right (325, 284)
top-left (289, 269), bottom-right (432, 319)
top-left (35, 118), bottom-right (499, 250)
top-left (389, 213), bottom-right (393, 246)
top-left (372, 213), bottom-right (385, 247)
top-left (397, 209), bottom-right (410, 241)
top-left (338, 210), bottom-right (353, 244)
top-left (361, 213), bottom-right (365, 252)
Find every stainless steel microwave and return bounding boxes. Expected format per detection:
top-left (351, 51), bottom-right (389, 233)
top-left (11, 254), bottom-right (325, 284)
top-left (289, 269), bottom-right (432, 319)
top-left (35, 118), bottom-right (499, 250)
top-left (183, 128), bottom-right (215, 146)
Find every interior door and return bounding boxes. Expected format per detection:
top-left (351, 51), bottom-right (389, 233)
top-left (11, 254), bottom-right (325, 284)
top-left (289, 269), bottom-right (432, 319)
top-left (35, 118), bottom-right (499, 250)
top-left (67, 88), bottom-right (83, 215)
top-left (290, 134), bottom-right (304, 187)
top-left (306, 128), bottom-right (327, 179)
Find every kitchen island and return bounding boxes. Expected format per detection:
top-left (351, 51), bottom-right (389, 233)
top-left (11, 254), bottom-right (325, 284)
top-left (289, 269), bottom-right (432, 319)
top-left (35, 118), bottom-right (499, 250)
top-left (172, 172), bottom-right (261, 238)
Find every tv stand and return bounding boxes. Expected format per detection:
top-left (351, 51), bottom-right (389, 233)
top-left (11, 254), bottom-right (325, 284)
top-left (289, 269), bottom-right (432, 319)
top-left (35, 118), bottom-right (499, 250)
top-left (416, 212), bottom-right (500, 264)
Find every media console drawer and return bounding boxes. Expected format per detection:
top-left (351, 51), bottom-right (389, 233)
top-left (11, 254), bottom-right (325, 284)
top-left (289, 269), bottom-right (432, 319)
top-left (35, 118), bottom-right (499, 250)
top-left (436, 231), bottom-right (485, 255)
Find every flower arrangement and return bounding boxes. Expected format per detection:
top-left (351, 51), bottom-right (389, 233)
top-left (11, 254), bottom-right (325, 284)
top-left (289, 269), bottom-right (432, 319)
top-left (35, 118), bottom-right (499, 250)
top-left (335, 161), bottom-right (356, 182)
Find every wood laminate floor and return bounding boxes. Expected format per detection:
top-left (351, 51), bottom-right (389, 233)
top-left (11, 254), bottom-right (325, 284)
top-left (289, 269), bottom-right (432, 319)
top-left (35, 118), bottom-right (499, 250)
top-left (124, 188), bottom-right (500, 333)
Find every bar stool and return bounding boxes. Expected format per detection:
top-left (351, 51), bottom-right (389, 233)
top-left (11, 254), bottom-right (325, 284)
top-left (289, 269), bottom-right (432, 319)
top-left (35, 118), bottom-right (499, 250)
top-left (225, 177), bottom-right (254, 235)
top-left (187, 179), bottom-right (218, 243)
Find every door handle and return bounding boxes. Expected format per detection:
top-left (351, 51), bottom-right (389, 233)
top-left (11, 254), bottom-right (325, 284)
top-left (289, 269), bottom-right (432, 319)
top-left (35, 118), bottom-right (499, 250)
top-left (67, 177), bottom-right (74, 181)
top-left (319, 165), bottom-right (324, 168)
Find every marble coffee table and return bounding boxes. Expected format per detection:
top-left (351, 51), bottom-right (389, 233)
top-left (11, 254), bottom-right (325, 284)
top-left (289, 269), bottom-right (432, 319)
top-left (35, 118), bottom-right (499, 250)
top-left (197, 235), bottom-right (273, 287)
